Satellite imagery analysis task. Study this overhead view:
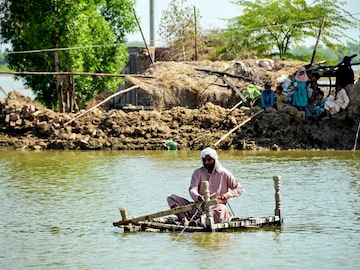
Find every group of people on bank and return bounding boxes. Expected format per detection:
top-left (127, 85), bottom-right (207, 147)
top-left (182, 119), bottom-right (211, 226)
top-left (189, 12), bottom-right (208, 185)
top-left (261, 56), bottom-right (354, 119)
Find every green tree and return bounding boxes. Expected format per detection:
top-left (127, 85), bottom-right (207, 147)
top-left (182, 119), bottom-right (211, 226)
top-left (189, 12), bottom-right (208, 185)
top-left (159, 0), bottom-right (202, 61)
top-left (213, 0), bottom-right (359, 60)
top-left (0, 0), bottom-right (136, 112)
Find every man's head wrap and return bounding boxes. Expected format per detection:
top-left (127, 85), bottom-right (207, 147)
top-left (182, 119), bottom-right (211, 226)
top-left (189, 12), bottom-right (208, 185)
top-left (200, 147), bottom-right (225, 173)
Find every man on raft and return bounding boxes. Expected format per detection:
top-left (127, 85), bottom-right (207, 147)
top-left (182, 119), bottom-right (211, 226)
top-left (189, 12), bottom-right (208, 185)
top-left (167, 147), bottom-right (245, 226)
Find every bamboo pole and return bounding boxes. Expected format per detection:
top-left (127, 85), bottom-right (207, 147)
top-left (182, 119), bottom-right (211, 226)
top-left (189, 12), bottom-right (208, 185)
top-left (219, 75), bottom-right (247, 103)
top-left (113, 199), bottom-right (217, 226)
top-left (0, 86), bottom-right (8, 96)
top-left (352, 121), bottom-right (360, 157)
top-left (309, 18), bottom-right (325, 66)
top-left (214, 109), bottom-right (264, 147)
top-left (133, 8), bottom-right (155, 65)
top-left (220, 101), bottom-right (243, 124)
top-left (194, 5), bottom-right (198, 61)
top-left (229, 100), bottom-right (243, 112)
top-left (0, 71), bottom-right (155, 78)
top-left (63, 85), bottom-right (138, 126)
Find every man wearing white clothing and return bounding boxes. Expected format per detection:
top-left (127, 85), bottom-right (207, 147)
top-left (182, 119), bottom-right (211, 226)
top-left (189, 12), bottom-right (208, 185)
top-left (323, 84), bottom-right (350, 120)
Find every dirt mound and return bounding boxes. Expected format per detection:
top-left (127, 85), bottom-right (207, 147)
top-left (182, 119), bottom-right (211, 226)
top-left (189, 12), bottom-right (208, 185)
top-left (1, 90), bottom-right (359, 151)
top-left (126, 59), bottom-right (305, 110)
top-left (1, 60), bottom-right (359, 151)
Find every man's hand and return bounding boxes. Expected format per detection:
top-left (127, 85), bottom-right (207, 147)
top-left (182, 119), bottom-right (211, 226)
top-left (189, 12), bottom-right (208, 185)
top-left (220, 193), bottom-right (230, 202)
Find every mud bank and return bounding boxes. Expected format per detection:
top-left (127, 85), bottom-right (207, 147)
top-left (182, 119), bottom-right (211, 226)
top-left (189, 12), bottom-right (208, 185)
top-left (1, 86), bottom-right (359, 151)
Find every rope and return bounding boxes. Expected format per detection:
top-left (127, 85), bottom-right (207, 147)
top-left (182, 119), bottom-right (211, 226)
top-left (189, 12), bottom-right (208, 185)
top-left (173, 202), bottom-right (203, 242)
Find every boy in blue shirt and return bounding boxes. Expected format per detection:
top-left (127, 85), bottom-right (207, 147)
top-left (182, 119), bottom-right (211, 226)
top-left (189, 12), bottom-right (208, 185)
top-left (261, 82), bottom-right (275, 109)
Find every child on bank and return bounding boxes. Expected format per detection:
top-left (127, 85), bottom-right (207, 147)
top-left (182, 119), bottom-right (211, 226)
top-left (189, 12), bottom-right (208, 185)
top-left (292, 66), bottom-right (309, 111)
top-left (275, 85), bottom-right (287, 110)
top-left (313, 90), bottom-right (326, 118)
top-left (261, 82), bottom-right (275, 109)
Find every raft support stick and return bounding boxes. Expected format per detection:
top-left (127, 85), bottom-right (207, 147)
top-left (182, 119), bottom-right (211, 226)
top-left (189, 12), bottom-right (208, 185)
top-left (202, 181), bottom-right (215, 232)
top-left (273, 176), bottom-right (282, 219)
top-left (120, 206), bottom-right (130, 232)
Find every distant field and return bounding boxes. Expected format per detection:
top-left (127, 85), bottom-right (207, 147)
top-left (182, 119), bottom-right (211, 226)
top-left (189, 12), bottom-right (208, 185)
top-left (0, 65), bottom-right (11, 72)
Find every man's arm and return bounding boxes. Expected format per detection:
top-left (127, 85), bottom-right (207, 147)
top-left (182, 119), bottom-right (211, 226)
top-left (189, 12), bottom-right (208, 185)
top-left (341, 91), bottom-right (350, 110)
top-left (189, 169), bottom-right (203, 202)
top-left (225, 172), bottom-right (245, 198)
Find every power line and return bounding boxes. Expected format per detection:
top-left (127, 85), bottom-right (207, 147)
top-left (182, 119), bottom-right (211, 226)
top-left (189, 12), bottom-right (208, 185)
top-left (2, 12), bottom-right (359, 55)
top-left (2, 43), bottom-right (122, 55)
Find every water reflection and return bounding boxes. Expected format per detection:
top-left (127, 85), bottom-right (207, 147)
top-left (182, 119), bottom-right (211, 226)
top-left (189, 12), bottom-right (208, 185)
top-left (172, 232), bottom-right (231, 250)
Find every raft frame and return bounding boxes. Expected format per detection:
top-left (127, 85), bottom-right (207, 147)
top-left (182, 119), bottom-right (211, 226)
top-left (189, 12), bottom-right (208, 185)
top-left (113, 176), bottom-right (283, 233)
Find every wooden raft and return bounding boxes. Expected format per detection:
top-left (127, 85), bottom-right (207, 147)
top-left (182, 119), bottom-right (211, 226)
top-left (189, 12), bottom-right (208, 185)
top-left (113, 176), bottom-right (283, 233)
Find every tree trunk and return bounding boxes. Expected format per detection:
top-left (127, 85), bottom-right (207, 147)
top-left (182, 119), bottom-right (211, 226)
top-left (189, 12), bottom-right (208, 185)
top-left (54, 51), bottom-right (64, 113)
top-left (65, 58), bottom-right (78, 112)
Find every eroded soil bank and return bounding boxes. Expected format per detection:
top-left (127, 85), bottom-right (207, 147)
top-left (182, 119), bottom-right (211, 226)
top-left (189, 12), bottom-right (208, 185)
top-left (1, 83), bottom-right (359, 151)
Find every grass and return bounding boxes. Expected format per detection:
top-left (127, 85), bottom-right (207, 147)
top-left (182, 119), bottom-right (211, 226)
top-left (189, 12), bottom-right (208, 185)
top-left (0, 64), bottom-right (12, 72)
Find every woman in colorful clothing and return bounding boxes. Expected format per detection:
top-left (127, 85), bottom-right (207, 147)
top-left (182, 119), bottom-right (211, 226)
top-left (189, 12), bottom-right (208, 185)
top-left (292, 66), bottom-right (309, 111)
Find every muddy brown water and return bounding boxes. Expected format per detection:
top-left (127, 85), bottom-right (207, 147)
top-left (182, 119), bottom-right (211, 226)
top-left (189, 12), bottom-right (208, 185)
top-left (0, 150), bottom-right (359, 269)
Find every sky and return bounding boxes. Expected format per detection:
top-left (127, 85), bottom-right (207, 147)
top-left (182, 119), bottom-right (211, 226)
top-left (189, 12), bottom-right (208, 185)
top-left (128, 0), bottom-right (360, 47)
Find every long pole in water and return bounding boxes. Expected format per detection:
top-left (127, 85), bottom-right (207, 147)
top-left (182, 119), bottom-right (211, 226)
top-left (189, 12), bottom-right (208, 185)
top-left (352, 121), bottom-right (360, 157)
top-left (214, 109), bottom-right (264, 147)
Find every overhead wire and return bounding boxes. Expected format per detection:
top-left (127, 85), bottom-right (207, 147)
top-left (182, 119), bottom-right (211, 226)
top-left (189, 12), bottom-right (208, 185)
top-left (1, 12), bottom-right (358, 56)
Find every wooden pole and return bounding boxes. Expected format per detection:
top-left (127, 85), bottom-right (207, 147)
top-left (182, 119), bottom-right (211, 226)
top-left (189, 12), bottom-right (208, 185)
top-left (0, 71), bottom-right (155, 77)
top-left (202, 181), bottom-right (215, 231)
top-left (63, 85), bottom-right (138, 126)
top-left (229, 100), bottom-right (243, 113)
top-left (119, 206), bottom-right (130, 232)
top-left (113, 199), bottom-right (217, 226)
top-left (273, 176), bottom-right (282, 219)
top-left (219, 75), bottom-right (247, 103)
top-left (54, 51), bottom-right (64, 113)
top-left (352, 121), bottom-right (360, 156)
top-left (214, 109), bottom-right (264, 147)
top-left (220, 101), bottom-right (243, 124)
top-left (309, 18), bottom-right (325, 66)
top-left (133, 8), bottom-right (155, 65)
top-left (194, 5), bottom-right (198, 61)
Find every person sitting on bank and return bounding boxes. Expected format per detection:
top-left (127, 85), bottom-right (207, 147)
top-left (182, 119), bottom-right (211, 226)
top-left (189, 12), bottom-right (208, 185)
top-left (323, 84), bottom-right (350, 120)
top-left (306, 72), bottom-right (322, 116)
top-left (275, 85), bottom-right (287, 110)
top-left (308, 72), bottom-right (321, 105)
top-left (261, 82), bottom-right (275, 109)
top-left (167, 147), bottom-right (245, 226)
top-left (313, 90), bottom-right (326, 118)
top-left (336, 56), bottom-right (355, 88)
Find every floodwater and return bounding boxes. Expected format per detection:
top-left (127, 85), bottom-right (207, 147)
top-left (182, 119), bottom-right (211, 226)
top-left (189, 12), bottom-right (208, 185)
top-left (0, 75), bottom-right (34, 99)
top-left (0, 150), bottom-right (359, 269)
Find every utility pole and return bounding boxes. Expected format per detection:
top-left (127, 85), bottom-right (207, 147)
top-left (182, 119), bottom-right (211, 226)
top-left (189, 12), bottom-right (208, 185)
top-left (150, 0), bottom-right (155, 46)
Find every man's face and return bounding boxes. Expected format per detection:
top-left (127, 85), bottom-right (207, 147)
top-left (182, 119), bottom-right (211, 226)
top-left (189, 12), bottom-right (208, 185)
top-left (202, 155), bottom-right (215, 171)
